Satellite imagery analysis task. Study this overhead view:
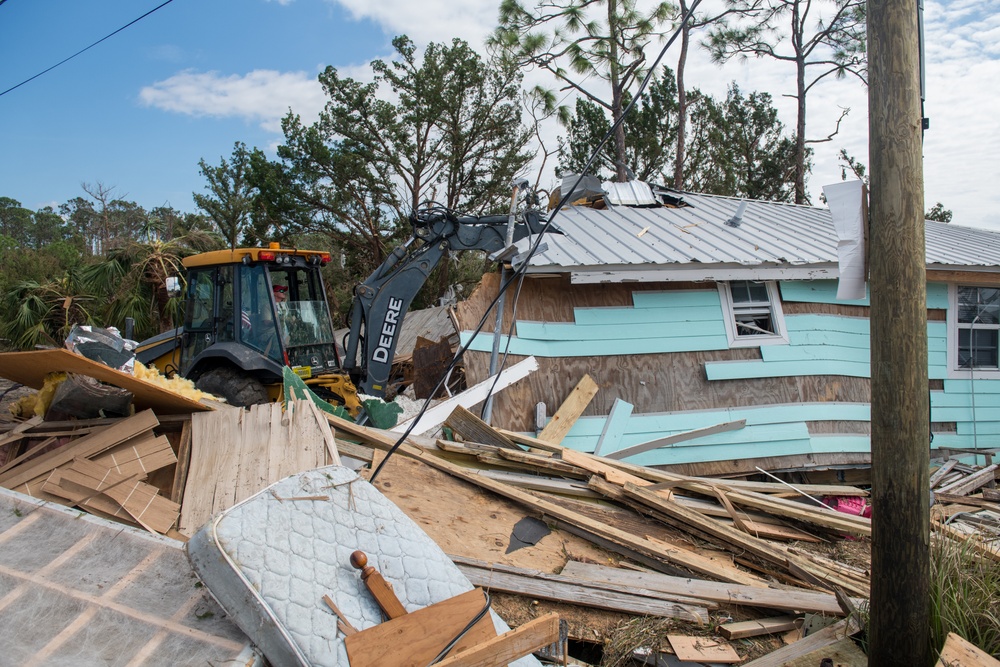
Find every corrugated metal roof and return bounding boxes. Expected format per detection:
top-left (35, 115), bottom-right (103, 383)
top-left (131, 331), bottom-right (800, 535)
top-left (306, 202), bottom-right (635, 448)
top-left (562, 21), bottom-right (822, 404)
top-left (518, 191), bottom-right (1000, 276)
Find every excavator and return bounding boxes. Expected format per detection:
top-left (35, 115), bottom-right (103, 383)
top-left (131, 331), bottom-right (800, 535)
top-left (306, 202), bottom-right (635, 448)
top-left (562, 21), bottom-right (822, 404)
top-left (136, 202), bottom-right (547, 416)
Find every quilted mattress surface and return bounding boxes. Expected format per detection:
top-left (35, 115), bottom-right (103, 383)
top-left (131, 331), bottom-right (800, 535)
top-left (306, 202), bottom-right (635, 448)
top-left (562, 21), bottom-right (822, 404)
top-left (187, 465), bottom-right (541, 667)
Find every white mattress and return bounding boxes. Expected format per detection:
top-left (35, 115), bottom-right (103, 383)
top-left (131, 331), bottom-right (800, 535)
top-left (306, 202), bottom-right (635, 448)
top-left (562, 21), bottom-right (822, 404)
top-left (186, 465), bottom-right (541, 667)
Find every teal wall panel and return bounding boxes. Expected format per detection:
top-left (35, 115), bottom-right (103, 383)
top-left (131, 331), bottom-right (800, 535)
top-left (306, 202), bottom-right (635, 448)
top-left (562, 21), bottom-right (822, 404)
top-left (706, 359), bottom-right (872, 380)
top-left (459, 331), bottom-right (729, 356)
top-left (779, 280), bottom-right (870, 306)
top-left (630, 290), bottom-right (722, 309)
top-left (516, 317), bottom-right (726, 341)
top-left (572, 304), bottom-right (725, 326)
top-left (778, 280), bottom-right (948, 309)
top-left (557, 403), bottom-right (871, 438)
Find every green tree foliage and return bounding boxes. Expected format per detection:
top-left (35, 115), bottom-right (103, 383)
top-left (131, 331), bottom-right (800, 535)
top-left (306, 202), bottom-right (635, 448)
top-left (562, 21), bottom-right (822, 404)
top-left (690, 84), bottom-right (800, 201)
top-left (926, 202), bottom-right (953, 223)
top-left (558, 78), bottom-right (799, 200)
top-left (260, 35), bottom-right (533, 320)
top-left (558, 69), bottom-right (680, 182)
top-left (0, 272), bottom-right (95, 350)
top-left (706, 0), bottom-right (866, 204)
top-left (193, 142), bottom-right (255, 249)
top-left (492, 0), bottom-right (674, 182)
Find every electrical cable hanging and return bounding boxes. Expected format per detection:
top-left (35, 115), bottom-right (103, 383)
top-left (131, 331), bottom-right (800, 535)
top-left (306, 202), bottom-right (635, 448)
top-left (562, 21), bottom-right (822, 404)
top-left (369, 0), bottom-right (704, 483)
top-left (0, 0), bottom-right (176, 98)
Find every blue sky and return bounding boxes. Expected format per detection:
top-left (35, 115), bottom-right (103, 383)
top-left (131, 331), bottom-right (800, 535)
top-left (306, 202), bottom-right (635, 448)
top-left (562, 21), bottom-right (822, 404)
top-left (2, 0), bottom-right (998, 231)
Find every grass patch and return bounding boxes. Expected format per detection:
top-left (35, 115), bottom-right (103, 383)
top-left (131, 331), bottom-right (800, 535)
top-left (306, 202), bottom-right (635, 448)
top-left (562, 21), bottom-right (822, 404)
top-left (929, 536), bottom-right (1000, 658)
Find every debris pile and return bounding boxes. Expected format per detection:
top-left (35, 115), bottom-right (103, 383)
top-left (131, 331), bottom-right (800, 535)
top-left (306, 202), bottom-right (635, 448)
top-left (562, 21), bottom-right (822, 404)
top-left (0, 357), bottom-right (998, 665)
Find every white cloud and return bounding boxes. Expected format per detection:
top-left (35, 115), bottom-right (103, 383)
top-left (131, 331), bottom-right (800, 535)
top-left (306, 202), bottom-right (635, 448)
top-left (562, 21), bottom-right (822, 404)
top-left (327, 0), bottom-right (497, 45)
top-left (139, 69), bottom-right (328, 132)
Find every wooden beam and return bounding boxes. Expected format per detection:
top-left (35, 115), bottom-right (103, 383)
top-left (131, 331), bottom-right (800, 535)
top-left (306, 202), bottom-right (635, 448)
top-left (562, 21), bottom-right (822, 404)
top-left (433, 613), bottom-right (561, 667)
top-left (451, 554), bottom-right (715, 611)
top-left (718, 616), bottom-right (801, 640)
top-left (537, 374), bottom-right (598, 445)
top-left (559, 561), bottom-right (853, 616)
top-left (934, 632), bottom-right (1000, 667)
top-left (445, 406), bottom-right (520, 450)
top-left (605, 419), bottom-right (747, 460)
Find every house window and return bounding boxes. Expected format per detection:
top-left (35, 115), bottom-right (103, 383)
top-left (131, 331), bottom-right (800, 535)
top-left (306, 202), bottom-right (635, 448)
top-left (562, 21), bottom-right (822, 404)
top-left (956, 286), bottom-right (1000, 370)
top-left (719, 280), bottom-right (788, 347)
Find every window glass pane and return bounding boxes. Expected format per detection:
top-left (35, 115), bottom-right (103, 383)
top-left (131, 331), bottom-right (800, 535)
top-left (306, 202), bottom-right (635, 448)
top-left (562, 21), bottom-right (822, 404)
top-left (958, 328), bottom-right (1000, 369)
top-left (729, 281), bottom-right (777, 337)
top-left (747, 281), bottom-right (769, 302)
top-left (730, 281), bottom-right (751, 303)
top-left (959, 287), bottom-right (1000, 324)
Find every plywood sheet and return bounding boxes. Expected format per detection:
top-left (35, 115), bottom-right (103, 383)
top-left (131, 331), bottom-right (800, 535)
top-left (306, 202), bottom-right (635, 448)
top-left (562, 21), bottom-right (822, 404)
top-left (0, 349), bottom-right (210, 414)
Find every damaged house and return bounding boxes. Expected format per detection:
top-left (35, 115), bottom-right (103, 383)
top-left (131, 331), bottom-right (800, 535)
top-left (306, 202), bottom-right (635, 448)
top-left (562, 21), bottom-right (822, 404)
top-left (455, 181), bottom-right (1000, 478)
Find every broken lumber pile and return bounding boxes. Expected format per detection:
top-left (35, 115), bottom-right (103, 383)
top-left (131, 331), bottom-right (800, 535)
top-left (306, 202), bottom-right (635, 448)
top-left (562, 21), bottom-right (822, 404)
top-left (0, 410), bottom-right (183, 535)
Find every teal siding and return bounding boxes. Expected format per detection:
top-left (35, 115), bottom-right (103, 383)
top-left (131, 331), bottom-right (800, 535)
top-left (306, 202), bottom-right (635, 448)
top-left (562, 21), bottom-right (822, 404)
top-left (704, 317), bottom-right (949, 380)
top-left (460, 288), bottom-right (729, 356)
top-left (778, 280), bottom-right (949, 309)
top-left (459, 279), bottom-right (999, 462)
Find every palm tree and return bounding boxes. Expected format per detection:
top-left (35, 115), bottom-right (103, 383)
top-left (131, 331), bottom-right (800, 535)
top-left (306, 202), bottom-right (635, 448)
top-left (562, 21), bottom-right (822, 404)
top-left (83, 230), bottom-right (222, 339)
top-left (0, 271), bottom-right (96, 350)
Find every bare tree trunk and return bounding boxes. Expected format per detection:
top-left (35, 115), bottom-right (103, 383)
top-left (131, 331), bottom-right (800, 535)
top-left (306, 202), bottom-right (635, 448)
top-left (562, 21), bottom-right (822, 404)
top-left (792, 0), bottom-right (808, 205)
top-left (607, 0), bottom-right (629, 182)
top-left (867, 0), bottom-right (931, 660)
top-left (673, 9), bottom-right (690, 190)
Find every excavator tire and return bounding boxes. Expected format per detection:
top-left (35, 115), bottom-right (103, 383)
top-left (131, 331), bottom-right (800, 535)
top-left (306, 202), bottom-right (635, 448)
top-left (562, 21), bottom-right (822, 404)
top-left (196, 367), bottom-right (269, 407)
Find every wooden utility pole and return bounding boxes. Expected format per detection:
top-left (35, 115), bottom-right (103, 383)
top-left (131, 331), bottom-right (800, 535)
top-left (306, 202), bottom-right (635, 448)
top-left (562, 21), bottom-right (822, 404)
top-left (867, 0), bottom-right (931, 662)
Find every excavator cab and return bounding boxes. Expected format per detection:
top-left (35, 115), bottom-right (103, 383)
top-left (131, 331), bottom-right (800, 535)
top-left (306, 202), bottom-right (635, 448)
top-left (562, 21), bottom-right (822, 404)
top-left (138, 245), bottom-right (360, 412)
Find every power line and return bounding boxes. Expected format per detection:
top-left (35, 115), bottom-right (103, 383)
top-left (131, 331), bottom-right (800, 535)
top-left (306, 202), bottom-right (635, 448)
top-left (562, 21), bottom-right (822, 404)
top-left (0, 0), bottom-right (176, 98)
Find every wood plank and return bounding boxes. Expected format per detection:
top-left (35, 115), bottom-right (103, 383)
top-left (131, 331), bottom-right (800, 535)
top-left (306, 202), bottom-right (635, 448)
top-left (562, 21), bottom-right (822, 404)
top-left (718, 615), bottom-right (801, 640)
top-left (344, 588), bottom-right (496, 667)
top-left (445, 406), bottom-right (520, 449)
top-left (169, 418), bottom-right (192, 504)
top-left (95, 435), bottom-right (176, 479)
top-left (937, 464), bottom-right (998, 496)
top-left (179, 407), bottom-right (241, 535)
top-left (741, 618), bottom-right (857, 667)
top-left (390, 356), bottom-right (538, 435)
top-left (559, 561), bottom-right (853, 616)
top-left (455, 560), bottom-right (711, 624)
top-left (345, 430), bottom-right (764, 586)
top-left (935, 632), bottom-right (1000, 667)
top-left (60, 458), bottom-right (179, 533)
top-left (0, 410), bottom-right (159, 489)
top-left (451, 554), bottom-right (715, 609)
top-left (668, 635), bottom-right (741, 663)
top-left (611, 480), bottom-right (866, 594)
top-left (433, 612), bottom-right (561, 667)
top-left (407, 447), bottom-right (760, 585)
top-left (930, 459), bottom-right (958, 489)
top-left (537, 374), bottom-right (598, 444)
top-left (775, 635), bottom-right (868, 667)
top-left (560, 448), bottom-right (662, 494)
top-left (605, 419), bottom-right (747, 460)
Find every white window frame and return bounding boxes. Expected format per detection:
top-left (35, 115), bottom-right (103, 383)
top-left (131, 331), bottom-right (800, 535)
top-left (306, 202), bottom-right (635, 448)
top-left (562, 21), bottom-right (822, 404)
top-left (947, 284), bottom-right (1000, 378)
top-left (718, 280), bottom-right (789, 348)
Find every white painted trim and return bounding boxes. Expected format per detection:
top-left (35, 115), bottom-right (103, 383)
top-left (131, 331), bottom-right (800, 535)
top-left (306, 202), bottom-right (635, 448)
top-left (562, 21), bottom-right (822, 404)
top-left (946, 284), bottom-right (1000, 379)
top-left (718, 280), bottom-right (790, 348)
top-left (564, 264), bottom-right (841, 284)
top-left (391, 356), bottom-right (539, 435)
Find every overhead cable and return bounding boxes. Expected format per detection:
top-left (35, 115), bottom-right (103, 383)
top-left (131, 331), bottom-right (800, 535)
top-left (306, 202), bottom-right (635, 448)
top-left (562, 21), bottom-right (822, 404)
top-left (369, 0), bottom-right (705, 483)
top-left (0, 0), bottom-right (176, 98)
